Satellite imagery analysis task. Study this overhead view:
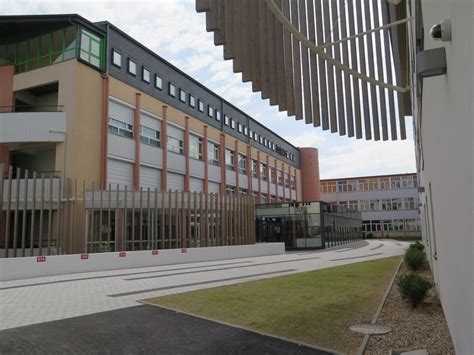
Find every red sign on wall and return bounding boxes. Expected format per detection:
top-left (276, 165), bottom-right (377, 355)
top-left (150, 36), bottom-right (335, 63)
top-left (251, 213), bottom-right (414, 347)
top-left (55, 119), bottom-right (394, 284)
top-left (36, 256), bottom-right (46, 262)
top-left (119, 251), bottom-right (126, 257)
top-left (152, 250), bottom-right (158, 255)
top-left (80, 254), bottom-right (89, 260)
top-left (181, 248), bottom-right (187, 254)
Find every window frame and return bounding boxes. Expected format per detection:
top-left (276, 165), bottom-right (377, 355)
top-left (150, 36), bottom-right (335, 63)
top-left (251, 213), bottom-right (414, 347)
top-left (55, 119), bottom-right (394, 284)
top-left (154, 74), bottom-right (163, 90)
top-left (140, 125), bottom-right (160, 147)
top-left (112, 49), bottom-right (122, 68)
top-left (142, 66), bottom-right (150, 83)
top-left (127, 58), bottom-right (137, 76)
top-left (168, 82), bottom-right (176, 97)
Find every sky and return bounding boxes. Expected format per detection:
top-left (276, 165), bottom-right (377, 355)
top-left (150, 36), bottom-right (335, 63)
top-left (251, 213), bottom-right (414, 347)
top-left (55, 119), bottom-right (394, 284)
top-left (1, 0), bottom-right (417, 179)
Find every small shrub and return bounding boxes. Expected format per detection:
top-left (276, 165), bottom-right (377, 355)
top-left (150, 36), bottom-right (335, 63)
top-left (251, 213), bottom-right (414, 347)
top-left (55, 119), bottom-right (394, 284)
top-left (366, 232), bottom-right (374, 239)
top-left (404, 248), bottom-right (427, 271)
top-left (409, 241), bottom-right (425, 252)
top-left (397, 273), bottom-right (433, 307)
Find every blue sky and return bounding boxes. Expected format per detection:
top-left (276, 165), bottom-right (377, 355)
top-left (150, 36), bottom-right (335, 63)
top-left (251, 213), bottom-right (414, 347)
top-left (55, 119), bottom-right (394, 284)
top-left (1, 0), bottom-right (416, 179)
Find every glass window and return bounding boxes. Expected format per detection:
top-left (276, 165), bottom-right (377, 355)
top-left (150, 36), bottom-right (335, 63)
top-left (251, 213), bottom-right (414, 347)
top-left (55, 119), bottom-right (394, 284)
top-left (249, 130), bottom-right (253, 139)
top-left (381, 199), bottom-right (392, 210)
top-left (359, 200), bottom-right (370, 211)
top-left (404, 197), bottom-right (415, 209)
top-left (224, 115), bottom-right (230, 126)
top-left (225, 149), bottom-right (234, 170)
top-left (231, 119), bottom-right (235, 129)
top-left (337, 180), bottom-right (348, 192)
top-left (142, 67), bottom-right (150, 83)
top-left (215, 111), bottom-right (221, 122)
top-left (391, 176), bottom-right (401, 189)
top-left (369, 178), bottom-right (379, 190)
top-left (108, 118), bottom-right (133, 139)
top-left (226, 185), bottom-right (235, 196)
top-left (179, 89), bottom-right (186, 103)
top-left (277, 170), bottom-right (283, 186)
top-left (291, 175), bottom-right (296, 190)
top-left (80, 29), bottom-right (103, 69)
top-left (380, 177), bottom-right (390, 189)
top-left (243, 126), bottom-right (248, 136)
top-left (238, 154), bottom-right (246, 174)
top-left (260, 163), bottom-right (267, 181)
top-left (154, 75), bottom-right (162, 90)
top-left (240, 188), bottom-right (248, 196)
top-left (168, 82), bottom-right (176, 97)
top-left (349, 200), bottom-right (358, 210)
top-left (358, 179), bottom-right (368, 191)
top-left (254, 133), bottom-right (258, 142)
top-left (348, 180), bottom-right (358, 191)
top-left (140, 125), bottom-right (160, 147)
top-left (272, 143), bottom-right (275, 151)
top-left (392, 198), bottom-right (403, 210)
top-left (208, 141), bottom-right (219, 166)
top-left (327, 181), bottom-right (337, 192)
top-left (112, 49), bottom-right (121, 67)
top-left (198, 100), bottom-right (204, 112)
top-left (270, 167), bottom-right (276, 184)
top-left (284, 173), bottom-right (290, 188)
top-left (167, 136), bottom-right (183, 155)
top-left (259, 135), bottom-right (263, 144)
top-left (208, 105), bottom-right (214, 118)
top-left (252, 160), bottom-right (258, 178)
top-left (189, 135), bottom-right (203, 160)
top-left (238, 123), bottom-right (242, 133)
top-left (127, 58), bottom-right (136, 75)
top-left (189, 94), bottom-right (196, 108)
top-left (369, 199), bottom-right (380, 211)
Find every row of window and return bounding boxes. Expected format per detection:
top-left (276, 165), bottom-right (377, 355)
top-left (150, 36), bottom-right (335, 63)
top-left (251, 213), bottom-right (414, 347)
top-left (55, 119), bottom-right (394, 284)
top-left (336, 197), bottom-right (417, 211)
top-left (108, 117), bottom-right (296, 189)
top-left (224, 185), bottom-right (294, 202)
top-left (111, 49), bottom-right (296, 163)
top-left (321, 175), bottom-right (418, 193)
top-left (362, 219), bottom-right (420, 232)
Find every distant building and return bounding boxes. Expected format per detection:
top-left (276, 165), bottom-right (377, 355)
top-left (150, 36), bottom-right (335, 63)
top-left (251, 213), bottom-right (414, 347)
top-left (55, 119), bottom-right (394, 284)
top-left (320, 173), bottom-right (420, 238)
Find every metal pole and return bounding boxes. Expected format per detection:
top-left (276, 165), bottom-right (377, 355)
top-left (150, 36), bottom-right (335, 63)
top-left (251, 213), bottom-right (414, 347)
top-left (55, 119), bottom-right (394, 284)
top-left (12, 167), bottom-right (21, 257)
top-left (30, 172), bottom-right (37, 256)
top-left (21, 169), bottom-right (29, 256)
top-left (3, 166), bottom-right (12, 257)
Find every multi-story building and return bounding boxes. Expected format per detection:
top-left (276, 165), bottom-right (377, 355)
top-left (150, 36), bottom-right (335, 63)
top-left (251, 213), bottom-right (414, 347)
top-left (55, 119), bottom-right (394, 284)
top-left (0, 14), bottom-right (321, 255)
top-left (320, 173), bottom-right (420, 238)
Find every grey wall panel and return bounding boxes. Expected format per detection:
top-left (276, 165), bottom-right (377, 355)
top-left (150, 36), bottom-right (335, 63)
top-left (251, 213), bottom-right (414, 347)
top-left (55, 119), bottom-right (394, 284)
top-left (189, 177), bottom-right (203, 192)
top-left (208, 165), bottom-right (221, 182)
top-left (108, 134), bottom-right (135, 161)
top-left (167, 172), bottom-right (184, 191)
top-left (239, 174), bottom-right (248, 188)
top-left (109, 100), bottom-right (134, 124)
top-left (167, 151), bottom-right (185, 173)
top-left (269, 183), bottom-right (276, 195)
top-left (140, 165), bottom-right (161, 189)
top-left (252, 177), bottom-right (259, 192)
top-left (285, 187), bottom-right (290, 198)
top-left (107, 158), bottom-right (133, 188)
top-left (208, 181), bottom-right (220, 194)
top-left (189, 159), bottom-right (205, 178)
top-left (168, 124), bottom-right (184, 139)
top-left (225, 170), bottom-right (236, 185)
top-left (141, 112), bottom-right (161, 131)
top-left (261, 182), bottom-right (268, 193)
top-left (141, 145), bottom-right (163, 168)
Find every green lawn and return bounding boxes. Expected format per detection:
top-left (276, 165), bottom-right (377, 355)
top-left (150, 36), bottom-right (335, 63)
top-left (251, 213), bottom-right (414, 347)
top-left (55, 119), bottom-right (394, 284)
top-left (147, 256), bottom-right (402, 353)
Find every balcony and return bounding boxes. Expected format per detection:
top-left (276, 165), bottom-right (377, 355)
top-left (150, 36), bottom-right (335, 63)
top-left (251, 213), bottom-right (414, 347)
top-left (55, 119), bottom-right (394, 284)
top-left (0, 105), bottom-right (66, 144)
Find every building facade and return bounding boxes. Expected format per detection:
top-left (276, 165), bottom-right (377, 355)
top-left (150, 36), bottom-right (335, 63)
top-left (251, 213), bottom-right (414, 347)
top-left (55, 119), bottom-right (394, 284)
top-left (320, 173), bottom-right (420, 238)
top-left (0, 14), bottom-right (322, 255)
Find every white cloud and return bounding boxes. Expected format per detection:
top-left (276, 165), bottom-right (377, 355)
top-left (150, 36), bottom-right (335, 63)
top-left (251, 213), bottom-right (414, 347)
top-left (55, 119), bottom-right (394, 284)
top-left (284, 132), bottom-right (326, 148)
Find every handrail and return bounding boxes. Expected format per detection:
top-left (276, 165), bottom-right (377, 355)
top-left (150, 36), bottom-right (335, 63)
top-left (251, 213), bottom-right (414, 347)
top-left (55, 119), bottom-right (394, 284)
top-left (0, 105), bottom-right (64, 113)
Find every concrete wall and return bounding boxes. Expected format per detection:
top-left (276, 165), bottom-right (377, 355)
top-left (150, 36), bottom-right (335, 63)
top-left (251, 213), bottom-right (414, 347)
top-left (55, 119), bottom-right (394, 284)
top-left (413, 2), bottom-right (473, 354)
top-left (0, 112), bottom-right (66, 143)
top-left (0, 243), bottom-right (285, 281)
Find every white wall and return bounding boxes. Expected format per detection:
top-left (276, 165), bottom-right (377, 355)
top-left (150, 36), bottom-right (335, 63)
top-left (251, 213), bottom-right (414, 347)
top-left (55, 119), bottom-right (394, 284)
top-left (414, 2), bottom-right (473, 353)
top-left (0, 112), bottom-right (66, 143)
top-left (0, 243), bottom-right (285, 281)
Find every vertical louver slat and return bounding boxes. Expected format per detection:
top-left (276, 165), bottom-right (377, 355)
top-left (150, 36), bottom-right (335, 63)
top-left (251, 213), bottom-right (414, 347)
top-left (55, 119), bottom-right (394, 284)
top-left (258, 0), bottom-right (271, 100)
top-left (290, 0), bottom-right (304, 120)
top-left (299, 0), bottom-right (313, 124)
top-left (206, 0), bottom-right (219, 31)
top-left (274, 0), bottom-right (288, 111)
top-left (355, 0), bottom-right (372, 140)
top-left (196, 0), bottom-right (210, 12)
top-left (241, 0), bottom-right (252, 82)
top-left (322, 0), bottom-right (337, 133)
top-left (381, 2), bottom-right (397, 140)
top-left (214, 0), bottom-right (226, 46)
top-left (331, 0), bottom-right (346, 136)
top-left (364, 0), bottom-right (380, 141)
top-left (232, 0), bottom-right (243, 73)
top-left (348, 0), bottom-right (362, 138)
top-left (250, 0), bottom-right (262, 92)
top-left (307, 0), bottom-right (322, 127)
top-left (266, 4), bottom-right (279, 106)
top-left (340, 0), bottom-right (354, 137)
top-left (373, 0), bottom-right (389, 140)
top-left (282, 0), bottom-right (296, 116)
top-left (315, 0), bottom-right (329, 130)
top-left (223, 0), bottom-right (235, 60)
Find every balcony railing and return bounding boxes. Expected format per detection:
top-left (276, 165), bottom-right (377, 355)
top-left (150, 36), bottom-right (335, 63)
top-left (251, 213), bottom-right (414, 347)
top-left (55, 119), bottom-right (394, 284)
top-left (0, 105), bottom-right (64, 113)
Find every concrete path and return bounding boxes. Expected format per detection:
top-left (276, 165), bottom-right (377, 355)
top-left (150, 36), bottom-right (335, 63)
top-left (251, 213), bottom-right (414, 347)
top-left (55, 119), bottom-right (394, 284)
top-left (0, 304), bottom-right (332, 354)
top-left (0, 240), bottom-right (408, 331)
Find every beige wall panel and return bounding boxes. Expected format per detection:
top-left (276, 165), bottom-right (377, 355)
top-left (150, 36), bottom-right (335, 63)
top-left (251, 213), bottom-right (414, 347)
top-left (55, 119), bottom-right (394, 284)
top-left (108, 77), bottom-right (136, 106)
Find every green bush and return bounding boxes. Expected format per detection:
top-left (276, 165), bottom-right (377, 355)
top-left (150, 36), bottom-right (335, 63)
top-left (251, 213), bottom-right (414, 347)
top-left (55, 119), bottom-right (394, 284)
top-left (409, 241), bottom-right (425, 252)
top-left (404, 248), bottom-right (427, 271)
top-left (366, 232), bottom-right (374, 239)
top-left (397, 274), bottom-right (433, 307)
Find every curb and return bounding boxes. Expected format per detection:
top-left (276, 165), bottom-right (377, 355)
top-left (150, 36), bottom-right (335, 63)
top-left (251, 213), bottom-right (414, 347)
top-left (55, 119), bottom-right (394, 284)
top-left (139, 300), bottom-right (343, 355)
top-left (356, 257), bottom-right (404, 355)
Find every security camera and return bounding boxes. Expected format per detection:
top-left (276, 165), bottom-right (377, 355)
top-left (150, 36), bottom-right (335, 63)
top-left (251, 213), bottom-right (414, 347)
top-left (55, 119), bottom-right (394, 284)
top-left (430, 19), bottom-right (451, 42)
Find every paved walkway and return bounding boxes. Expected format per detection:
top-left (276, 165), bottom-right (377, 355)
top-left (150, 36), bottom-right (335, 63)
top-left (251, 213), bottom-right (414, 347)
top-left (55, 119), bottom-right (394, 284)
top-left (0, 240), bottom-right (408, 331)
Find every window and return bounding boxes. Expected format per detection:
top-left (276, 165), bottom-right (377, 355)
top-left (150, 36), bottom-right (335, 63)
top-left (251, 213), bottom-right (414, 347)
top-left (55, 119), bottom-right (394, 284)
top-left (142, 67), bottom-right (150, 83)
top-left (215, 110), bottom-right (221, 121)
top-left (226, 185), bottom-right (235, 196)
top-left (380, 177), bottom-right (390, 189)
top-left (383, 220), bottom-right (393, 231)
top-left (154, 75), bottom-right (162, 90)
top-left (224, 115), bottom-right (230, 126)
top-left (208, 141), bottom-right (219, 166)
top-left (405, 219), bottom-right (419, 231)
top-left (189, 135), bottom-right (203, 160)
top-left (225, 149), bottom-right (234, 170)
top-left (337, 180), bottom-right (348, 192)
top-left (360, 200), bottom-right (370, 211)
top-left (348, 180), bottom-right (358, 192)
top-left (381, 199), bottom-right (392, 210)
top-left (252, 160), bottom-right (258, 178)
top-left (259, 135), bottom-right (263, 144)
top-left (369, 199), bottom-right (380, 211)
top-left (393, 219), bottom-right (404, 231)
top-left (198, 100), bottom-right (204, 112)
top-left (179, 89), bottom-right (186, 103)
top-left (189, 94), bottom-right (196, 108)
top-left (249, 130), bottom-right (253, 139)
top-left (358, 179), bottom-right (368, 191)
top-left (240, 188), bottom-right (248, 196)
top-left (392, 198), bottom-right (403, 210)
top-left (243, 126), bottom-right (248, 136)
top-left (112, 49), bottom-right (121, 67)
top-left (127, 58), bottom-right (136, 75)
top-left (270, 167), bottom-right (276, 184)
top-left (369, 178), bottom-right (379, 190)
top-left (390, 176), bottom-right (401, 189)
top-left (208, 105), bottom-right (214, 118)
top-left (404, 197), bottom-right (415, 209)
top-left (168, 82), bottom-right (176, 97)
top-left (284, 173), bottom-right (289, 188)
top-left (277, 170), bottom-right (283, 186)
top-left (260, 163), bottom-right (267, 181)
top-left (272, 142), bottom-right (275, 151)
top-left (167, 136), bottom-right (183, 155)
top-left (140, 125), bottom-right (160, 147)
top-left (231, 119), bottom-right (235, 129)
top-left (320, 182), bottom-right (327, 193)
top-left (254, 133), bottom-right (258, 142)
top-left (291, 175), bottom-right (296, 190)
top-left (327, 181), bottom-right (337, 193)
top-left (80, 29), bottom-right (103, 69)
top-left (238, 123), bottom-right (242, 133)
top-left (108, 118), bottom-right (133, 139)
top-left (238, 154), bottom-right (246, 174)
